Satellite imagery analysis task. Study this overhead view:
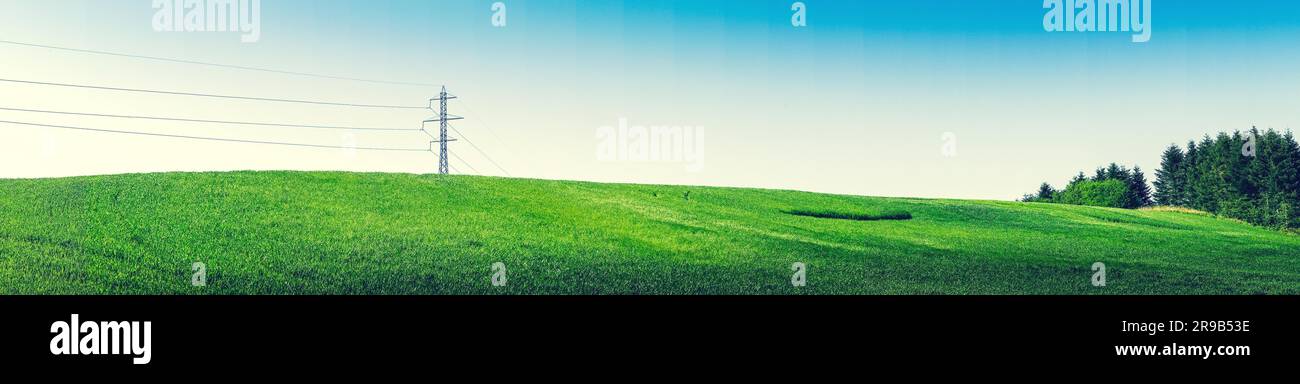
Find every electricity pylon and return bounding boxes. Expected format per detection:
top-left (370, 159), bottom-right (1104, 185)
top-left (423, 86), bottom-right (463, 174)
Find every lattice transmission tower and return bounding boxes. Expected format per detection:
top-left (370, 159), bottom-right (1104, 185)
top-left (422, 86), bottom-right (463, 174)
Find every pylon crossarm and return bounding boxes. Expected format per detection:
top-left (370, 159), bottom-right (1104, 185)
top-left (426, 96), bottom-right (458, 109)
top-left (423, 116), bottom-right (463, 123)
top-left (428, 139), bottom-right (458, 151)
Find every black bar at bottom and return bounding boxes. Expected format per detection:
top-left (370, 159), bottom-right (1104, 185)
top-left (0, 296), bottom-right (1293, 371)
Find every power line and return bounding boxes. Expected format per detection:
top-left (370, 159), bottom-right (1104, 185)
top-left (0, 119), bottom-right (427, 152)
top-left (0, 39), bottom-right (438, 88)
top-left (417, 124), bottom-right (479, 174)
top-left (449, 150), bottom-right (481, 175)
top-left (411, 90), bottom-right (506, 176)
top-left (415, 119), bottom-right (499, 176)
top-left (449, 125), bottom-right (511, 176)
top-left (450, 99), bottom-right (514, 176)
top-left (0, 106), bottom-right (418, 132)
top-left (452, 99), bottom-right (513, 147)
top-left (0, 42), bottom-right (517, 177)
top-left (0, 78), bottom-right (426, 109)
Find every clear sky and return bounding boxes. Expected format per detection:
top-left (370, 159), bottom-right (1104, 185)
top-left (1, 0), bottom-right (1298, 200)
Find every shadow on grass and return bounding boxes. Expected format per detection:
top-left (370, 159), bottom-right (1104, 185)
top-left (784, 209), bottom-right (913, 221)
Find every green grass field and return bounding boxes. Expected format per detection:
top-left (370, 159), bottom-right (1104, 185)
top-left (1, 171), bottom-right (1297, 294)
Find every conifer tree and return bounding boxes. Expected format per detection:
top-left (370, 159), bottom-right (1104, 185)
top-left (1035, 183), bottom-right (1057, 201)
top-left (1069, 172), bottom-right (1087, 188)
top-left (1182, 140), bottom-right (1200, 209)
top-left (1105, 163), bottom-right (1128, 181)
top-left (1154, 144), bottom-right (1185, 206)
top-left (1127, 166), bottom-right (1153, 208)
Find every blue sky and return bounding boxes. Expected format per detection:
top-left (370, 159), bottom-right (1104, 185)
top-left (1, 0), bottom-right (1298, 199)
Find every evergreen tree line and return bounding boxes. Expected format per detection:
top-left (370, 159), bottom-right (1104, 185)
top-left (1022, 163), bottom-right (1151, 209)
top-left (1152, 128), bottom-right (1300, 229)
top-left (1023, 128), bottom-right (1300, 230)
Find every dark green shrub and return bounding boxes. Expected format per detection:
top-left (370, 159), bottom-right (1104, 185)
top-left (784, 209), bottom-right (912, 221)
top-left (1055, 179), bottom-right (1129, 208)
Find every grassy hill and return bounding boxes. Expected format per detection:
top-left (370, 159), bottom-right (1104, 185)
top-left (1, 171), bottom-right (1297, 295)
